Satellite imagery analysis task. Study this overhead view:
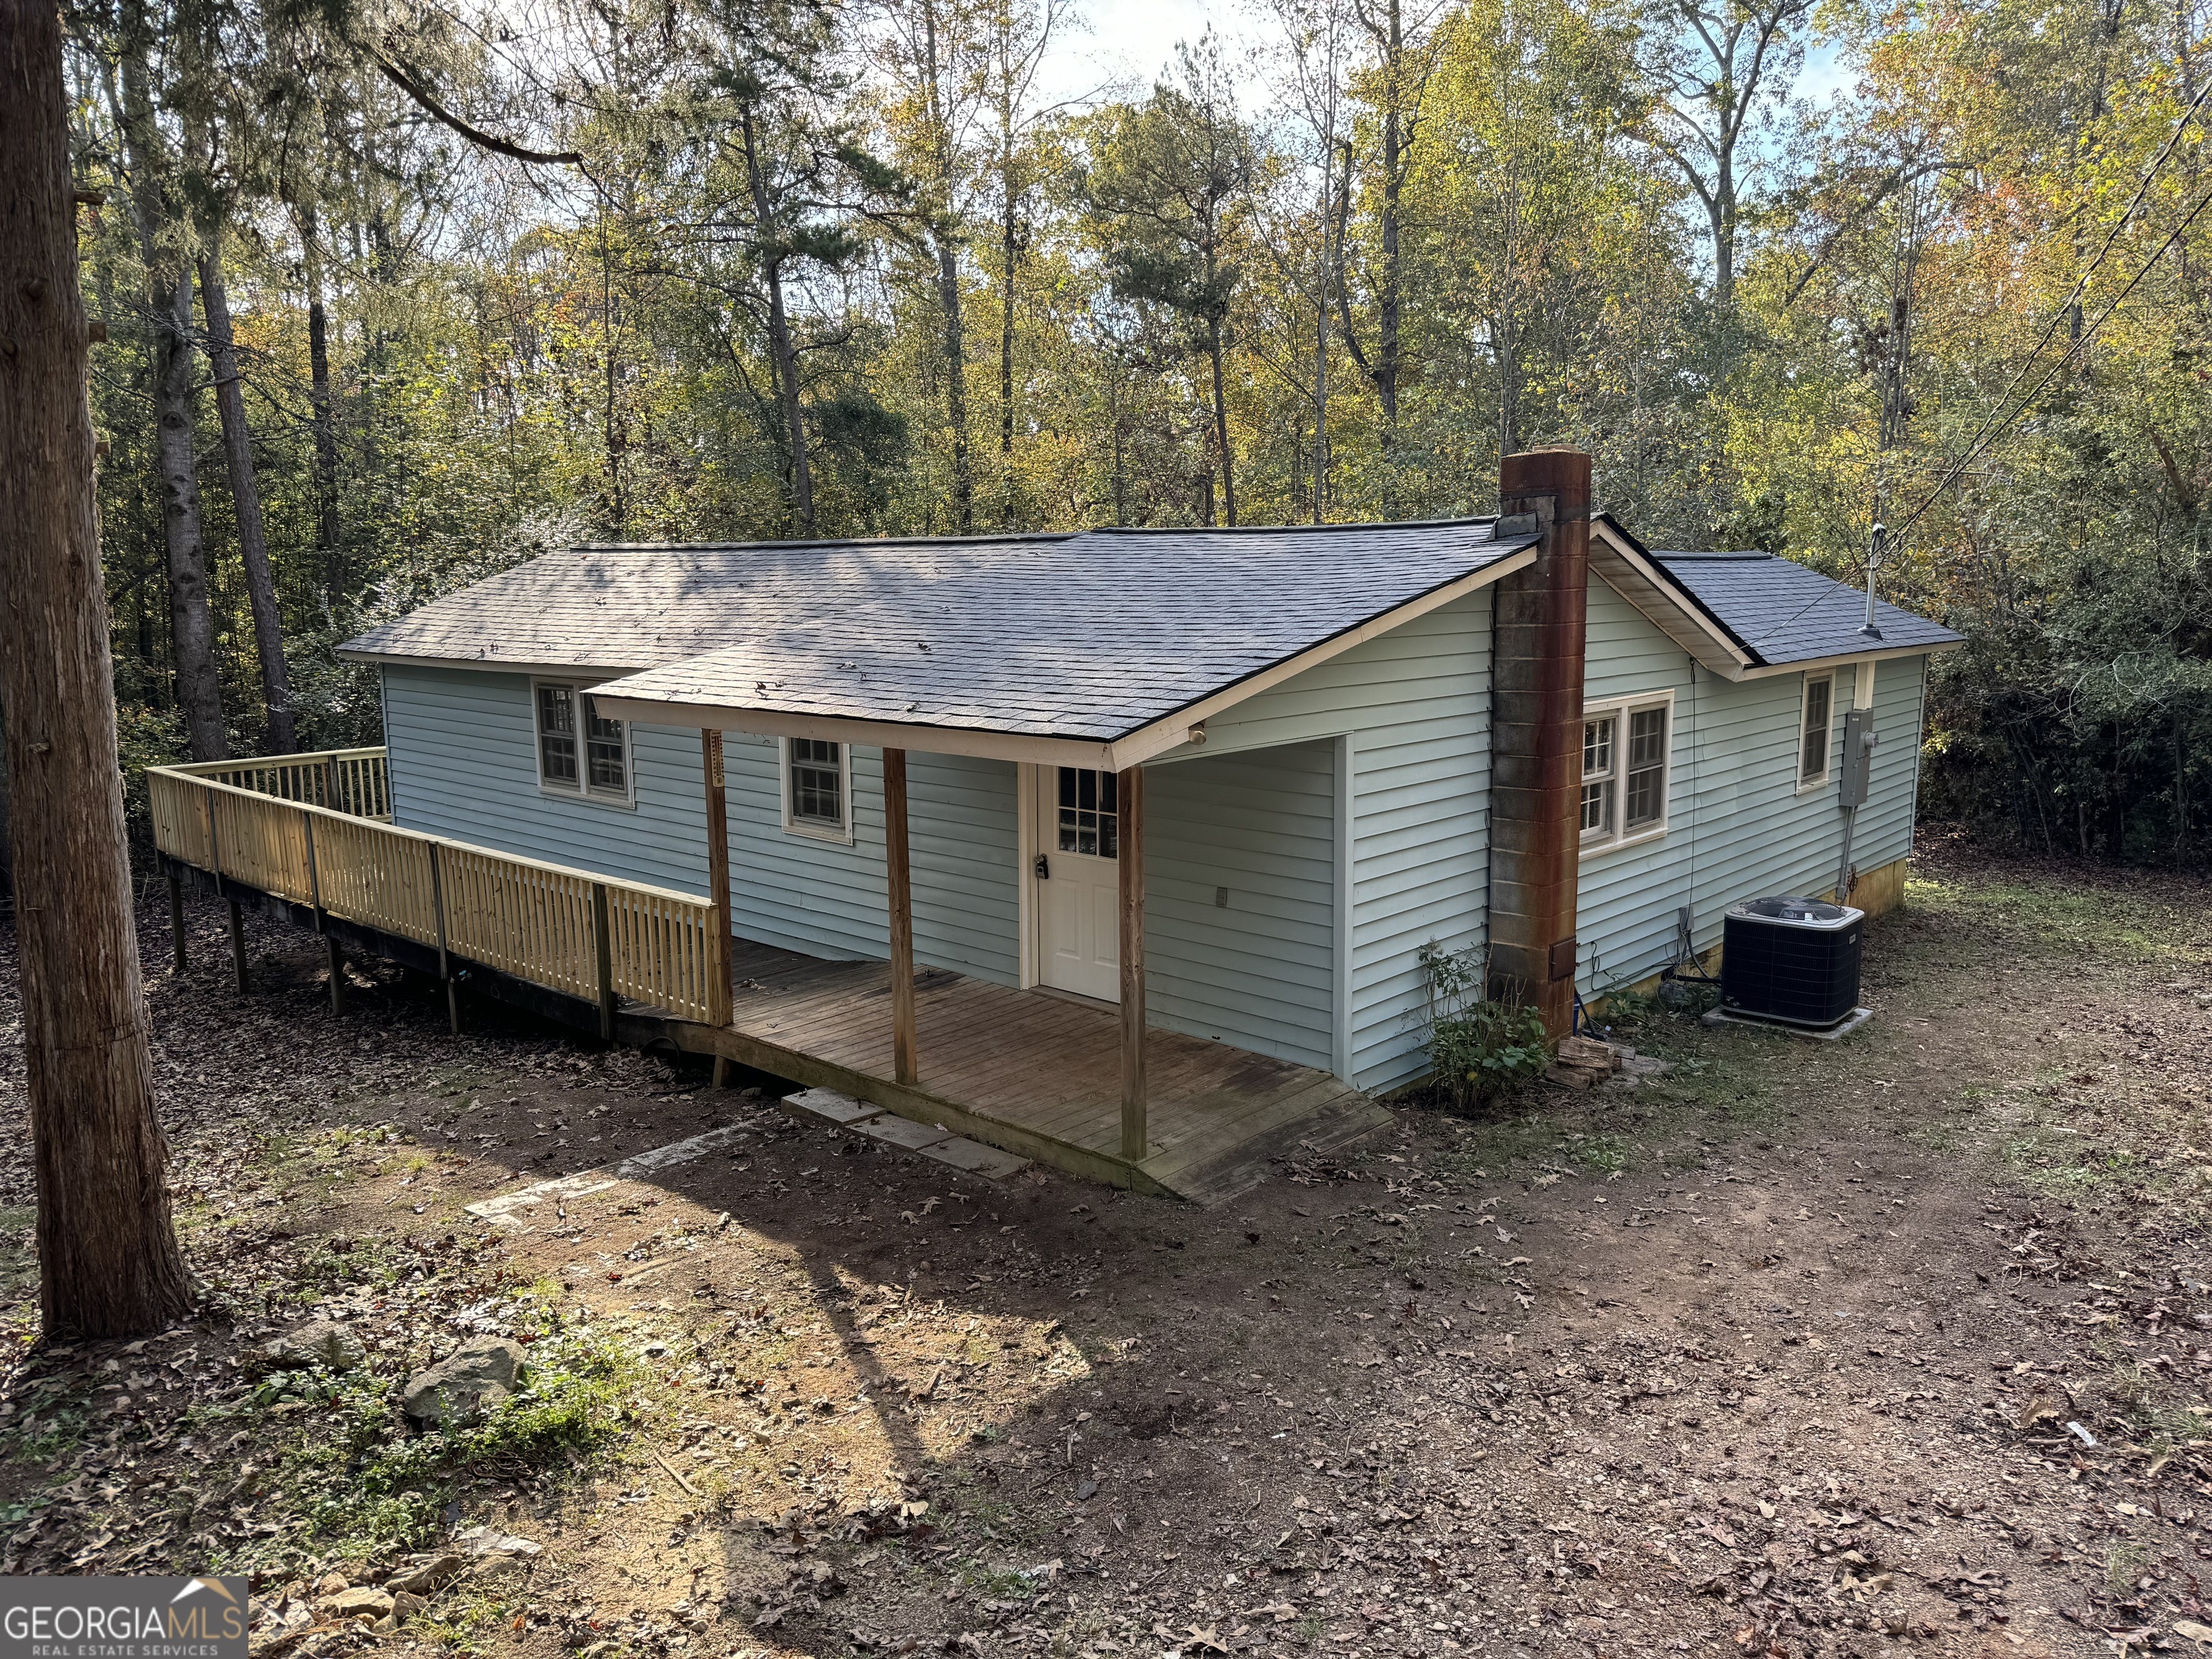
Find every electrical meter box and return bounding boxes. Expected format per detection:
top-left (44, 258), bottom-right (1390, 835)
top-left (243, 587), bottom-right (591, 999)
top-left (1838, 707), bottom-right (1878, 809)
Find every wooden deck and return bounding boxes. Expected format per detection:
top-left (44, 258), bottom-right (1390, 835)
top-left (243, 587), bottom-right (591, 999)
top-left (627, 938), bottom-right (1390, 1206)
top-left (147, 749), bottom-right (1389, 1206)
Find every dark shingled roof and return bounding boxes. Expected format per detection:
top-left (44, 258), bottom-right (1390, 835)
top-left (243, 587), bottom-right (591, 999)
top-left (340, 521), bottom-right (1537, 744)
top-left (1648, 549), bottom-right (1961, 667)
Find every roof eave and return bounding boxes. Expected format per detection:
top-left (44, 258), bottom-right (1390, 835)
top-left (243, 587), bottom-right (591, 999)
top-left (1588, 518), bottom-right (1756, 673)
top-left (335, 647), bottom-right (659, 678)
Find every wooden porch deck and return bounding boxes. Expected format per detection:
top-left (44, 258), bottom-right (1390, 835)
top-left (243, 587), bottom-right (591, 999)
top-left (146, 749), bottom-right (1388, 1206)
top-left (628, 938), bottom-right (1390, 1206)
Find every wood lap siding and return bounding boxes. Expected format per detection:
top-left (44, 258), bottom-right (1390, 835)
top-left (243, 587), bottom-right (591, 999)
top-left (379, 665), bottom-right (1021, 986)
top-left (1573, 578), bottom-right (1931, 996)
top-left (1144, 742), bottom-right (1336, 1071)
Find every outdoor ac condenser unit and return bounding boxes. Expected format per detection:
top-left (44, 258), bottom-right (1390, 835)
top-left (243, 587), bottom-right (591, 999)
top-left (1720, 896), bottom-right (1864, 1028)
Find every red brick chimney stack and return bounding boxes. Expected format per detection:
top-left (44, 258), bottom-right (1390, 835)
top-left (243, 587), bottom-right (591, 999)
top-left (1487, 447), bottom-right (1591, 1039)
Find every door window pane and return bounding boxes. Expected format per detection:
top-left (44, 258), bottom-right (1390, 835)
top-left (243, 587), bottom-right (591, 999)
top-left (536, 685), bottom-right (578, 786)
top-left (790, 739), bottom-right (844, 827)
top-left (1056, 768), bottom-right (1118, 858)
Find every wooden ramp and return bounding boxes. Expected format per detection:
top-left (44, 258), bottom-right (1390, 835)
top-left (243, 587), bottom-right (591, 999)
top-left (626, 938), bottom-right (1389, 1206)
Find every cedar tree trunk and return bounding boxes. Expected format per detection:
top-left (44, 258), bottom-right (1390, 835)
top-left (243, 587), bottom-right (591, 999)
top-left (0, 0), bottom-right (194, 1339)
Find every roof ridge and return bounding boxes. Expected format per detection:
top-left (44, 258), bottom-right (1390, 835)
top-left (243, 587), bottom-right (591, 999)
top-left (570, 532), bottom-right (1081, 553)
top-left (1082, 515), bottom-right (1501, 536)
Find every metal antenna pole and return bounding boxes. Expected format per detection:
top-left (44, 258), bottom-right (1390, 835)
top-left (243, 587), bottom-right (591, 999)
top-left (1861, 521), bottom-right (1886, 640)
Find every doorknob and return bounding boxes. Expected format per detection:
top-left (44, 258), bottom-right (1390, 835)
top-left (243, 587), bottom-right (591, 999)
top-left (1034, 853), bottom-right (1050, 879)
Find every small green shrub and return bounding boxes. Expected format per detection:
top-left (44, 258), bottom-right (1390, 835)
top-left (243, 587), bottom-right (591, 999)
top-left (1419, 941), bottom-right (1554, 1107)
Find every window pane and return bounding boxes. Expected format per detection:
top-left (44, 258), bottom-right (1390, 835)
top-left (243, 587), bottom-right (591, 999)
top-left (1053, 768), bottom-right (1117, 859)
top-left (583, 697), bottom-right (626, 794)
top-left (1581, 779), bottom-right (1611, 835)
top-left (790, 739), bottom-right (844, 827)
top-left (536, 685), bottom-right (577, 786)
top-left (1625, 763), bottom-right (1663, 827)
top-left (1583, 717), bottom-right (1614, 779)
top-left (1802, 680), bottom-right (1831, 779)
top-left (1628, 707), bottom-right (1666, 768)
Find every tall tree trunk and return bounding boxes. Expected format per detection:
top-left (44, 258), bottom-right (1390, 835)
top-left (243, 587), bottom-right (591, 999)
top-left (296, 202), bottom-right (342, 598)
top-left (152, 266), bottom-right (225, 760)
top-left (117, 15), bottom-right (225, 760)
top-left (0, 0), bottom-right (194, 1339)
top-left (921, 0), bottom-right (973, 531)
top-left (1376, 0), bottom-right (1405, 503)
top-left (742, 105), bottom-right (815, 533)
top-left (197, 233), bottom-right (297, 752)
top-left (1313, 138), bottom-right (1331, 525)
top-left (999, 166), bottom-right (1017, 525)
top-left (1208, 313), bottom-right (1236, 526)
top-left (935, 234), bottom-right (973, 530)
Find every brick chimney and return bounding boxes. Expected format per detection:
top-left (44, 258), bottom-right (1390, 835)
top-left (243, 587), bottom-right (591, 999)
top-left (1487, 447), bottom-right (1591, 1039)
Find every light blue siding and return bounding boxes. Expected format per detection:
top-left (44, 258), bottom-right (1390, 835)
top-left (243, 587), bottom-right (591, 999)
top-left (379, 667), bottom-right (1021, 984)
top-left (1573, 578), bottom-right (1930, 998)
top-left (1144, 742), bottom-right (1336, 1070)
top-left (1205, 591), bottom-right (1493, 1093)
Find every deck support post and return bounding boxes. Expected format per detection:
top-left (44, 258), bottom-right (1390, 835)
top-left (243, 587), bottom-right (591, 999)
top-left (227, 899), bottom-right (248, 994)
top-left (167, 871), bottom-right (186, 974)
top-left (591, 881), bottom-right (617, 1043)
top-left (427, 841), bottom-right (459, 1035)
top-left (884, 747), bottom-right (918, 1086)
top-left (1118, 762), bottom-right (1146, 1162)
top-left (701, 730), bottom-right (735, 1084)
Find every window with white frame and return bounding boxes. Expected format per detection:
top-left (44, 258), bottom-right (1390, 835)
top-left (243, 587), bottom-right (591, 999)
top-left (1581, 696), bottom-right (1671, 850)
top-left (534, 682), bottom-right (631, 804)
top-left (781, 737), bottom-right (850, 840)
top-left (1798, 672), bottom-right (1835, 788)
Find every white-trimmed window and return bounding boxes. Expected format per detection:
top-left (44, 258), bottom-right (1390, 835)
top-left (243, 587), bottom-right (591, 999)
top-left (1580, 693), bottom-right (1672, 852)
top-left (781, 737), bottom-right (852, 842)
top-left (1798, 672), bottom-right (1835, 789)
top-left (534, 681), bottom-right (632, 805)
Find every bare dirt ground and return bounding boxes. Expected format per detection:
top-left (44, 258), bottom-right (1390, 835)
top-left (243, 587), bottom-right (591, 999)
top-left (2, 838), bottom-right (2211, 1659)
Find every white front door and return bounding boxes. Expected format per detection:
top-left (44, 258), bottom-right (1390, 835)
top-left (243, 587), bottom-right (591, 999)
top-left (1035, 765), bottom-right (1122, 1002)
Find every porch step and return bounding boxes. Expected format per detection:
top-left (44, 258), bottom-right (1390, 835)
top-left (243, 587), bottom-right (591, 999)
top-left (1147, 1092), bottom-right (1393, 1208)
top-left (783, 1089), bottom-right (1032, 1181)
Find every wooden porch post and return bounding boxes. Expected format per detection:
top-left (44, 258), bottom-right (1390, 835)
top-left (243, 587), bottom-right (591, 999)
top-left (702, 730), bottom-right (735, 1086)
top-left (884, 747), bottom-right (918, 1085)
top-left (1118, 762), bottom-right (1146, 1162)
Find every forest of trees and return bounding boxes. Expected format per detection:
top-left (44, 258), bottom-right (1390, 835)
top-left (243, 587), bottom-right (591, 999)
top-left (34, 0), bottom-right (2212, 863)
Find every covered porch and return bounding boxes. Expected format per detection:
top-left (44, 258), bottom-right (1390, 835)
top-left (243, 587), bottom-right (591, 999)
top-left (145, 745), bottom-right (1386, 1205)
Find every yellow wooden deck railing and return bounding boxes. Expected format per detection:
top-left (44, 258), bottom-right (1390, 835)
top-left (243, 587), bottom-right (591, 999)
top-left (146, 752), bottom-right (730, 1028)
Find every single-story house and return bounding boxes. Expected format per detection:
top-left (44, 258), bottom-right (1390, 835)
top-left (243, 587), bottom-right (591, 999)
top-left (320, 449), bottom-right (1957, 1199)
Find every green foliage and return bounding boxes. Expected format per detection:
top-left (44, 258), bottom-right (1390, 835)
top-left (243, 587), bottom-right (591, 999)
top-left (210, 1322), bottom-right (638, 1560)
top-left (1417, 940), bottom-right (1554, 1106)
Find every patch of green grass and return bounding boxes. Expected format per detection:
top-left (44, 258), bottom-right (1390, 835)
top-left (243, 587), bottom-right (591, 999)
top-left (197, 1313), bottom-right (642, 1564)
top-left (2002, 1130), bottom-right (2144, 1194)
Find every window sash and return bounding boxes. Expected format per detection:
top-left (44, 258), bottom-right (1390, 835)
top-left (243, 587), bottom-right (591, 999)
top-left (788, 739), bottom-right (845, 829)
top-left (1581, 699), bottom-right (1668, 845)
top-left (1624, 707), bottom-right (1667, 829)
top-left (1800, 676), bottom-right (1833, 782)
top-left (536, 683), bottom-right (628, 799)
top-left (536, 685), bottom-right (578, 786)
